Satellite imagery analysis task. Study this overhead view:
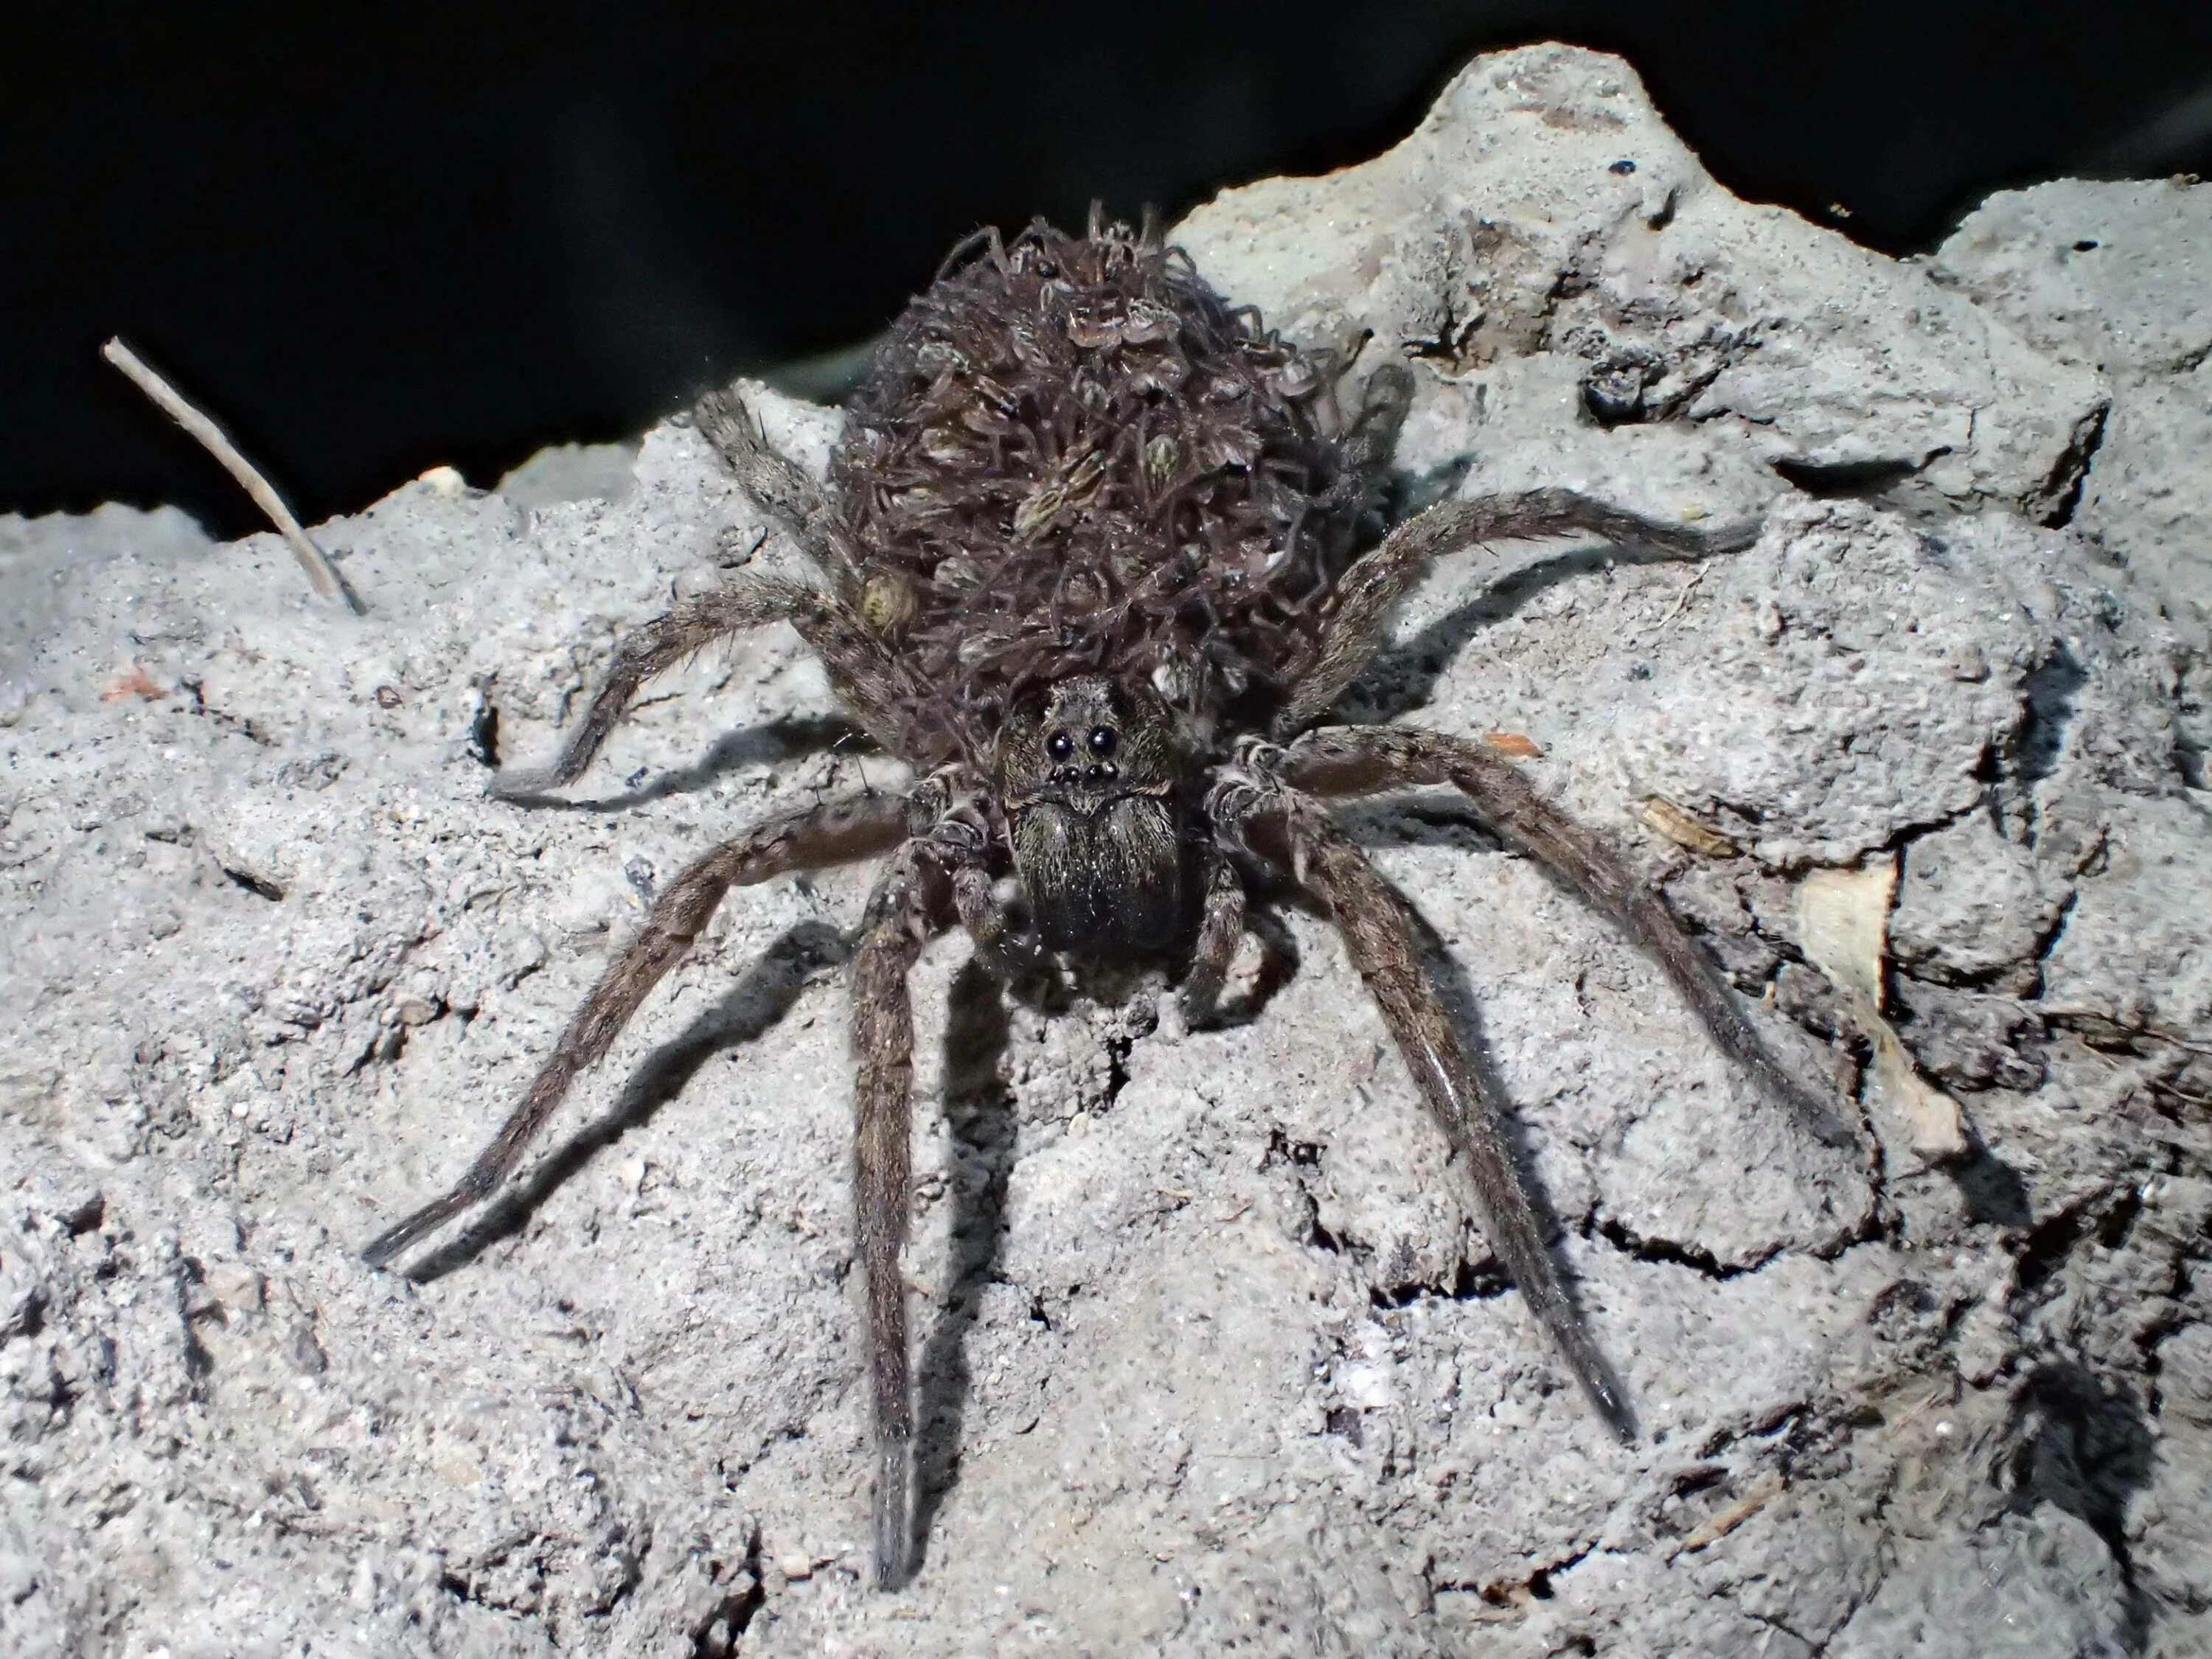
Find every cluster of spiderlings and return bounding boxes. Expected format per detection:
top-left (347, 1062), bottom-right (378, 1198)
top-left (831, 218), bottom-right (1368, 763)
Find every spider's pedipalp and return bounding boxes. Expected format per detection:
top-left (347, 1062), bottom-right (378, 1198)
top-left (1179, 848), bottom-right (1247, 1028)
top-left (1273, 490), bottom-right (1761, 740)
top-left (361, 790), bottom-right (906, 1269)
top-left (1281, 724), bottom-right (1857, 1149)
top-left (1218, 776), bottom-right (1635, 1439)
top-left (947, 861), bottom-right (1048, 984)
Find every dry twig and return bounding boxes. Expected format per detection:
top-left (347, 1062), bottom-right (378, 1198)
top-left (102, 337), bottom-right (364, 613)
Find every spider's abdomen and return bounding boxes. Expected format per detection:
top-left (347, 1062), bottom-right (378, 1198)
top-left (832, 220), bottom-right (1367, 759)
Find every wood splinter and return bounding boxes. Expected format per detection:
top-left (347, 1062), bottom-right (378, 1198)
top-left (101, 337), bottom-right (364, 614)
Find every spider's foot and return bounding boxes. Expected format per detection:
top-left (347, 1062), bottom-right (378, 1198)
top-left (1558, 1324), bottom-right (1638, 1444)
top-left (359, 1185), bottom-right (478, 1268)
top-left (872, 1436), bottom-right (914, 1589)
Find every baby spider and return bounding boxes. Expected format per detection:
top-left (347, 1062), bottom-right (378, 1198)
top-left (363, 209), bottom-right (1851, 1587)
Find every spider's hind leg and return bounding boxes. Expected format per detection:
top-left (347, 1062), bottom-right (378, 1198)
top-left (493, 570), bottom-right (918, 798)
top-left (1343, 360), bottom-right (1415, 478)
top-left (693, 383), bottom-right (867, 602)
top-left (497, 384), bottom-right (922, 799)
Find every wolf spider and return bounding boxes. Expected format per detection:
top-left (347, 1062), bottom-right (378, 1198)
top-left (363, 211), bottom-right (1851, 1585)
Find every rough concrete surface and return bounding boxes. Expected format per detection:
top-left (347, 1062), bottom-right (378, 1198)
top-left (3, 42), bottom-right (2207, 1659)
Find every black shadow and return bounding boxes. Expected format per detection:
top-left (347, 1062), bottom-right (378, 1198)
top-left (405, 919), bottom-right (849, 1281)
top-left (1338, 541), bottom-right (1717, 728)
top-left (908, 958), bottom-right (1017, 1578)
top-left (1951, 1135), bottom-right (2035, 1229)
top-left (2006, 1360), bottom-right (2159, 1649)
top-left (1333, 793), bottom-right (1507, 855)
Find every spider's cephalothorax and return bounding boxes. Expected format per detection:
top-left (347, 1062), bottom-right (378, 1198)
top-left (363, 212), bottom-right (1854, 1588)
top-left (995, 672), bottom-right (1185, 956)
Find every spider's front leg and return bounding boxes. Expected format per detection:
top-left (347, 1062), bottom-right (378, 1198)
top-left (853, 779), bottom-right (1011, 1585)
top-left (1274, 489), bottom-right (1761, 739)
top-left (1280, 724), bottom-right (1854, 1149)
top-left (849, 841), bottom-right (938, 1587)
top-left (1211, 768), bottom-right (1632, 1439)
top-left (361, 790), bottom-right (905, 1267)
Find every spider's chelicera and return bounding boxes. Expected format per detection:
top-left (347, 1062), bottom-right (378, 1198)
top-left (363, 212), bottom-right (1852, 1585)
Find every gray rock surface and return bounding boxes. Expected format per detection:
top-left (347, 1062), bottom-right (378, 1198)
top-left (1934, 177), bottom-right (2212, 653)
top-left (0, 504), bottom-right (215, 685)
top-left (4, 42), bottom-right (2208, 1659)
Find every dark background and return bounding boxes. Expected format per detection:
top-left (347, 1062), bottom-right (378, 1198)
top-left (11, 1), bottom-right (2212, 537)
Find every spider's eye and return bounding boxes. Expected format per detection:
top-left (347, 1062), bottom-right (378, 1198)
top-left (1046, 730), bottom-right (1074, 762)
top-left (1088, 726), bottom-right (1118, 757)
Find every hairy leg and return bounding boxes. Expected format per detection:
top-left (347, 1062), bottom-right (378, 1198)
top-left (495, 577), bottom-right (814, 794)
top-left (1215, 776), bottom-right (1632, 1438)
top-left (850, 844), bottom-right (936, 1587)
top-left (946, 863), bottom-right (1049, 985)
top-left (897, 769), bottom-right (1044, 986)
top-left (361, 791), bottom-right (906, 1267)
top-left (1180, 849), bottom-right (1247, 1026)
top-left (1274, 490), bottom-right (1760, 738)
top-left (693, 383), bottom-right (868, 604)
top-left (1281, 725), bottom-right (1854, 1148)
top-left (495, 575), bottom-right (915, 796)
